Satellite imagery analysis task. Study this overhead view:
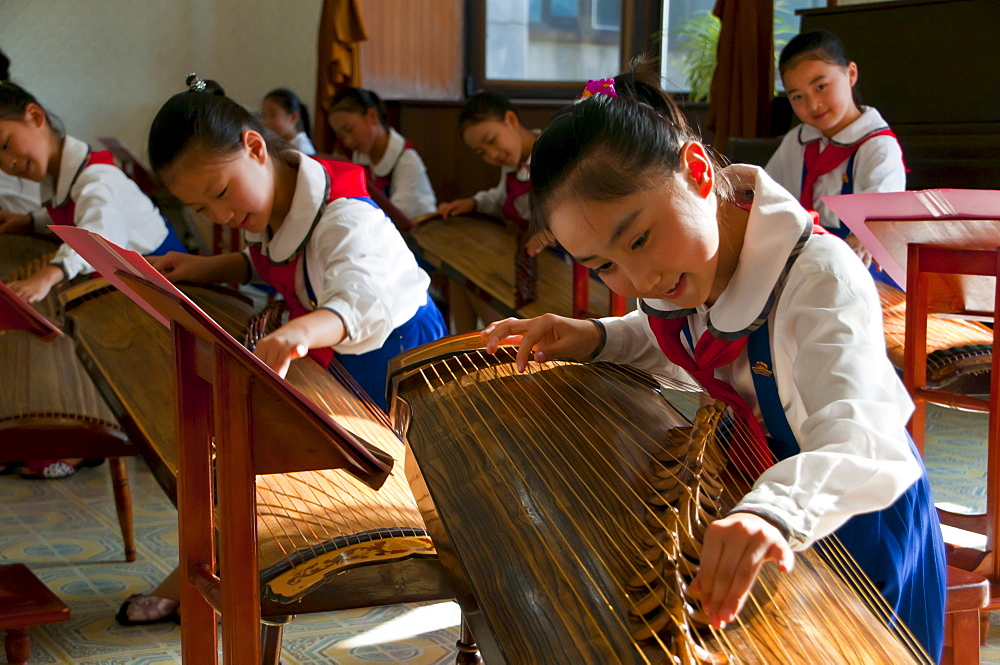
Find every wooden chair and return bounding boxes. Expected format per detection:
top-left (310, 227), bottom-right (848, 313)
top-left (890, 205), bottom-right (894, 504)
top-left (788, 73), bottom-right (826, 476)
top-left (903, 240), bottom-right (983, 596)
top-left (0, 564), bottom-right (70, 665)
top-left (943, 565), bottom-right (990, 665)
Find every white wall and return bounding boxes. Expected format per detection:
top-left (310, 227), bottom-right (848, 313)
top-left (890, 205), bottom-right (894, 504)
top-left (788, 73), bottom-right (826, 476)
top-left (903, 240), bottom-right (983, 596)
top-left (1, 0), bottom-right (322, 165)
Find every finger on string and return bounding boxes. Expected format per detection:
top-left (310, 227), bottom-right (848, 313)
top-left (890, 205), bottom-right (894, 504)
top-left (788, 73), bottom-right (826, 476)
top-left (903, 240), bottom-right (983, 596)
top-left (715, 540), bottom-right (772, 627)
top-left (706, 539), bottom-right (751, 628)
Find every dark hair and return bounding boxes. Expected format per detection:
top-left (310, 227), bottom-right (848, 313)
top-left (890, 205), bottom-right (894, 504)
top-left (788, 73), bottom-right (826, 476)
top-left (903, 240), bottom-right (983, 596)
top-left (779, 30), bottom-right (862, 106)
top-left (0, 49), bottom-right (10, 82)
top-left (0, 81), bottom-right (65, 138)
top-left (149, 75), bottom-right (284, 175)
top-left (530, 62), bottom-right (715, 233)
top-left (458, 92), bottom-right (517, 129)
top-left (264, 87), bottom-right (312, 141)
top-left (328, 87), bottom-right (387, 129)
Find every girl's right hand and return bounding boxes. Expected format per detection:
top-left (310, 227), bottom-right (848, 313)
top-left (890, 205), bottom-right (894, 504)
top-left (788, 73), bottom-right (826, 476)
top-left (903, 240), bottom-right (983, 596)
top-left (480, 314), bottom-right (603, 372)
top-left (437, 198), bottom-right (476, 219)
top-left (0, 212), bottom-right (32, 235)
top-left (147, 251), bottom-right (208, 283)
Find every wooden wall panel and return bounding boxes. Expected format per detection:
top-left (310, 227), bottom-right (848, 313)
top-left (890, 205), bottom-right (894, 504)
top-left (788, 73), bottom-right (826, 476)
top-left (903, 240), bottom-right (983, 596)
top-left (358, 0), bottom-right (464, 101)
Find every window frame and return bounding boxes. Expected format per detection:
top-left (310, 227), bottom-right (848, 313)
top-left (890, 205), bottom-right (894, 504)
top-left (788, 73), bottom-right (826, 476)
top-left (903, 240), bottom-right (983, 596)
top-left (465, 0), bottom-right (662, 99)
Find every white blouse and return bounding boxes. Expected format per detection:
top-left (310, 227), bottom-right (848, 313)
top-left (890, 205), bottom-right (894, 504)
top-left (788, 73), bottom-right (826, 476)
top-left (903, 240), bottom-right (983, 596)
top-left (243, 152), bottom-right (430, 355)
top-left (765, 106), bottom-right (905, 232)
top-left (594, 166), bottom-right (920, 549)
top-left (353, 128), bottom-right (436, 219)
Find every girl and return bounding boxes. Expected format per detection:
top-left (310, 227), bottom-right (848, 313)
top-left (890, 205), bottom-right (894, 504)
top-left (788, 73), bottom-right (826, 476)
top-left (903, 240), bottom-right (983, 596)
top-left (261, 87), bottom-right (316, 155)
top-left (0, 81), bottom-right (186, 480)
top-left (437, 92), bottom-right (552, 257)
top-left (0, 49), bottom-right (42, 214)
top-left (327, 87), bottom-right (436, 220)
top-left (0, 82), bottom-right (185, 303)
top-left (765, 30), bottom-right (905, 269)
top-left (482, 69), bottom-right (946, 661)
top-left (147, 75), bottom-right (446, 411)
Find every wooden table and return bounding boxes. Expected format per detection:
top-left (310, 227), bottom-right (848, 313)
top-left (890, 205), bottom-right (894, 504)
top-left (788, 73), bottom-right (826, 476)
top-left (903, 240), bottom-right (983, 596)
top-left (413, 216), bottom-right (627, 319)
top-left (0, 564), bottom-right (70, 665)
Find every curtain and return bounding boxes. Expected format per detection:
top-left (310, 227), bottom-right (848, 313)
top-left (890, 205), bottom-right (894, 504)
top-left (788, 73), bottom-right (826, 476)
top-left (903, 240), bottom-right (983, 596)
top-left (706, 0), bottom-right (774, 156)
top-left (314, 0), bottom-right (369, 153)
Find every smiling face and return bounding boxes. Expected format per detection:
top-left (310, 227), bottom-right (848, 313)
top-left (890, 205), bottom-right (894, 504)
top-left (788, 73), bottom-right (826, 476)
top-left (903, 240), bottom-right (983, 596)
top-left (0, 104), bottom-right (54, 182)
top-left (461, 112), bottom-right (525, 169)
top-left (260, 98), bottom-right (299, 140)
top-left (783, 57), bottom-right (861, 138)
top-left (161, 130), bottom-right (275, 234)
top-left (549, 148), bottom-right (724, 309)
top-left (328, 108), bottom-right (381, 155)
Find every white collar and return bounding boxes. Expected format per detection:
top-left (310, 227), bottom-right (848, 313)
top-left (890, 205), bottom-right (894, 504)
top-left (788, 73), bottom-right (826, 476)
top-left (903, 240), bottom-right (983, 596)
top-left (641, 166), bottom-right (813, 339)
top-left (45, 135), bottom-right (91, 206)
top-left (244, 152), bottom-right (327, 263)
top-left (796, 106), bottom-right (890, 147)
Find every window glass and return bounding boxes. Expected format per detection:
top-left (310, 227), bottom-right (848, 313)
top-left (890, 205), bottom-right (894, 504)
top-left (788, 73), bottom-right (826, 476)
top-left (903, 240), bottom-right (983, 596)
top-left (485, 0), bottom-right (622, 82)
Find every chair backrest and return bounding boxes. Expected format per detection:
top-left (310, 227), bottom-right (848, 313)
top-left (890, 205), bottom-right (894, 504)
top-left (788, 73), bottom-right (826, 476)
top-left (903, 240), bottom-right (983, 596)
top-left (724, 137), bottom-right (782, 168)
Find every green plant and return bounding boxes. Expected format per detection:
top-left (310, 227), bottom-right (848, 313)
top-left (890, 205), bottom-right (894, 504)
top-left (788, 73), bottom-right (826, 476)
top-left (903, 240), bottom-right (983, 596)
top-left (671, 1), bottom-right (797, 103)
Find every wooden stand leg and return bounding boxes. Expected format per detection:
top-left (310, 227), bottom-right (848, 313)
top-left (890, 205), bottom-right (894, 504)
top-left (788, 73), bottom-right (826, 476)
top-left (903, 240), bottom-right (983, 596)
top-left (261, 616), bottom-right (293, 665)
top-left (4, 628), bottom-right (30, 665)
top-left (108, 456), bottom-right (136, 562)
top-left (455, 616), bottom-right (482, 665)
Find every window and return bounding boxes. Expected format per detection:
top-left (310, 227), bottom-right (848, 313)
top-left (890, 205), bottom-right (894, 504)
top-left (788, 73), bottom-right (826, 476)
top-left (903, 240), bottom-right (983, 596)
top-left (467, 0), bottom-right (658, 99)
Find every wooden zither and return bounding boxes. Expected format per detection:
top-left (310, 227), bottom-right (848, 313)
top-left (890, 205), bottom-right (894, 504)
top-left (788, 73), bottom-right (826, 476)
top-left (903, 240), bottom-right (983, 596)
top-left (878, 281), bottom-right (993, 394)
top-left (389, 336), bottom-right (933, 665)
top-left (0, 235), bottom-right (135, 561)
top-left (61, 280), bottom-right (458, 664)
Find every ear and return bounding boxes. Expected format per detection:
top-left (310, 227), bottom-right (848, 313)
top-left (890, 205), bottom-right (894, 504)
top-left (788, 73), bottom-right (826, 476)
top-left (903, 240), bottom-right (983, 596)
top-left (503, 110), bottom-right (521, 129)
top-left (23, 102), bottom-right (47, 129)
top-left (365, 107), bottom-right (380, 126)
top-left (680, 141), bottom-right (714, 199)
top-left (847, 61), bottom-right (859, 87)
top-left (288, 110), bottom-right (300, 125)
top-left (243, 129), bottom-right (269, 165)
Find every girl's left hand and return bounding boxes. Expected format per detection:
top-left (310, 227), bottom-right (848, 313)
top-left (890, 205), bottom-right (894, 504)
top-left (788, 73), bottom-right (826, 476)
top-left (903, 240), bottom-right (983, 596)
top-left (254, 327), bottom-right (310, 378)
top-left (9, 265), bottom-right (64, 303)
top-left (524, 231), bottom-right (556, 257)
top-left (689, 512), bottom-right (795, 629)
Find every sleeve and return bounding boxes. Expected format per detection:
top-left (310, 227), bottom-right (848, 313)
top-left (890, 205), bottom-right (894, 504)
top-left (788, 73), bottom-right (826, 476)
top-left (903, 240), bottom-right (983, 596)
top-left (733, 258), bottom-right (921, 549)
top-left (390, 150), bottom-right (438, 219)
top-left (308, 199), bottom-right (424, 354)
top-left (763, 131), bottom-right (800, 196)
top-left (50, 167), bottom-right (140, 279)
top-left (594, 309), bottom-right (694, 382)
top-left (851, 135), bottom-right (907, 194)
top-left (471, 171), bottom-right (508, 217)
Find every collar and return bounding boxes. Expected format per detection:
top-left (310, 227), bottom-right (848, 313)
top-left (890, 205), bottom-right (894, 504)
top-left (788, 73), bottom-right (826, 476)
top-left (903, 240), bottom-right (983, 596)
top-left (244, 153), bottom-right (327, 263)
top-left (796, 106), bottom-right (890, 148)
top-left (368, 127), bottom-right (407, 177)
top-left (45, 135), bottom-right (91, 206)
top-left (641, 165), bottom-right (813, 339)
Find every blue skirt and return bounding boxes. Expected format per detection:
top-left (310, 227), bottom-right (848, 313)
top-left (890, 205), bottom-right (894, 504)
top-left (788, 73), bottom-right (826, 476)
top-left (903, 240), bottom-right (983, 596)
top-left (146, 222), bottom-right (188, 256)
top-left (335, 296), bottom-right (447, 411)
top-left (815, 434), bottom-right (946, 663)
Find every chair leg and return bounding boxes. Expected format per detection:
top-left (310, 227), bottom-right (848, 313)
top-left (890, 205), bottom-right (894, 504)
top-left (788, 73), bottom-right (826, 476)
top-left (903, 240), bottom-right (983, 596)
top-left (455, 615), bottom-right (482, 665)
top-left (4, 628), bottom-right (30, 665)
top-left (108, 457), bottom-right (136, 562)
top-left (261, 616), bottom-right (293, 665)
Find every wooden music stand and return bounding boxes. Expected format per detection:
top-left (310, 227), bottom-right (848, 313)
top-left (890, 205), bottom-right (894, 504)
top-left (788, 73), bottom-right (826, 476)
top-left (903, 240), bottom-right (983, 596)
top-left (825, 189), bottom-right (1000, 620)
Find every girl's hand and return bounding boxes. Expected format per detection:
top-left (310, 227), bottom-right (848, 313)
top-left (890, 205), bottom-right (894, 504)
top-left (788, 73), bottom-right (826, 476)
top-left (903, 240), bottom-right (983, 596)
top-left (147, 252), bottom-right (209, 283)
top-left (9, 265), bottom-right (64, 303)
top-left (437, 198), bottom-right (475, 219)
top-left (0, 212), bottom-right (32, 235)
top-left (253, 327), bottom-right (310, 378)
top-left (525, 231), bottom-right (556, 257)
top-left (481, 314), bottom-right (603, 372)
top-left (844, 234), bottom-right (873, 268)
top-left (689, 512), bottom-right (795, 629)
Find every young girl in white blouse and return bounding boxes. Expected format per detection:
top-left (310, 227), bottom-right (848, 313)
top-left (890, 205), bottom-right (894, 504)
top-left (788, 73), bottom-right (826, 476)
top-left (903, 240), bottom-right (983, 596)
top-left (0, 82), bottom-right (184, 303)
top-left (765, 30), bottom-right (905, 271)
top-left (327, 87), bottom-right (436, 220)
top-left (147, 76), bottom-right (445, 411)
top-left (482, 67), bottom-right (945, 662)
top-left (261, 88), bottom-right (316, 155)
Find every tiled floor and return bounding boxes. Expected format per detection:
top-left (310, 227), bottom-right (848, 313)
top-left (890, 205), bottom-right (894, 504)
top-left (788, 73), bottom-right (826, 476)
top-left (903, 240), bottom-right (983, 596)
top-left (0, 401), bottom-right (994, 663)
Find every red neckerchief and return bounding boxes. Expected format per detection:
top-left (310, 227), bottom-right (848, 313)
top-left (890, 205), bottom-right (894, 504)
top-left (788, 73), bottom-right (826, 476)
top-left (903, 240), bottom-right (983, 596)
top-left (646, 209), bottom-right (829, 480)
top-left (46, 150), bottom-right (117, 226)
top-left (799, 128), bottom-right (898, 210)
